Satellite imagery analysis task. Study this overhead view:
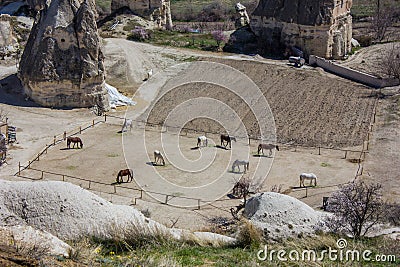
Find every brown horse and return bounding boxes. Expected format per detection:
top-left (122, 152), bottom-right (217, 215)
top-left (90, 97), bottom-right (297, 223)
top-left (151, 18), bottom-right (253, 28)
top-left (67, 137), bottom-right (83, 149)
top-left (220, 134), bottom-right (236, 149)
top-left (116, 169), bottom-right (133, 184)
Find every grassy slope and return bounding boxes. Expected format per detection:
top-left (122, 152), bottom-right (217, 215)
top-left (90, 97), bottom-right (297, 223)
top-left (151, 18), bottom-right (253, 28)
top-left (73, 234), bottom-right (399, 266)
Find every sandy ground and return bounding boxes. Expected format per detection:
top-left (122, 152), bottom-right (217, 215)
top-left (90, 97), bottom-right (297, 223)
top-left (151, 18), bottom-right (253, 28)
top-left (0, 39), bottom-right (397, 231)
top-left (10, 119), bottom-right (360, 230)
top-left (362, 88), bottom-right (400, 202)
top-left (339, 42), bottom-right (399, 78)
top-left (147, 57), bottom-right (376, 147)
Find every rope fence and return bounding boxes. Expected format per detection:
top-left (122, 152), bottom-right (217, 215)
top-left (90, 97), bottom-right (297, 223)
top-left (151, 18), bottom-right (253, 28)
top-left (13, 95), bottom-right (379, 210)
top-left (104, 113), bottom-right (367, 160)
top-left (16, 166), bottom-right (207, 210)
top-left (17, 117), bottom-right (106, 174)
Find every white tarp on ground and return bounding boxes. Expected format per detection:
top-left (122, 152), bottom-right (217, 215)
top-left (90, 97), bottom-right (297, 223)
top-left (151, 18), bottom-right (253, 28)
top-left (105, 83), bottom-right (136, 107)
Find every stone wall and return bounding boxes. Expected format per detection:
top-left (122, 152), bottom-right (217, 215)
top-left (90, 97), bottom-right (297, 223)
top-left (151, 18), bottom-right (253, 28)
top-left (251, 0), bottom-right (353, 59)
top-left (309, 55), bottom-right (400, 88)
top-left (18, 0), bottom-right (109, 109)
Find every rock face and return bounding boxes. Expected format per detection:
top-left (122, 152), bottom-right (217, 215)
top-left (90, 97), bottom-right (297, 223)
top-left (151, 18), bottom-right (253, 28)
top-left (244, 192), bottom-right (327, 239)
top-left (112, 0), bottom-right (172, 30)
top-left (250, 0), bottom-right (352, 59)
top-left (0, 180), bottom-right (236, 246)
top-left (18, 0), bottom-right (109, 109)
top-left (223, 26), bottom-right (258, 54)
top-left (0, 14), bottom-right (18, 58)
top-left (235, 3), bottom-right (250, 28)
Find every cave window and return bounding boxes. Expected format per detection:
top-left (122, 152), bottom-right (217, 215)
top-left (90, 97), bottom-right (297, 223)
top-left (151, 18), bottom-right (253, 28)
top-left (61, 38), bottom-right (65, 42)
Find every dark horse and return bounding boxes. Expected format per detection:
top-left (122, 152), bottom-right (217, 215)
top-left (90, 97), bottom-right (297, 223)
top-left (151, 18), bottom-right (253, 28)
top-left (116, 169), bottom-right (133, 184)
top-left (220, 134), bottom-right (236, 149)
top-left (67, 137), bottom-right (83, 149)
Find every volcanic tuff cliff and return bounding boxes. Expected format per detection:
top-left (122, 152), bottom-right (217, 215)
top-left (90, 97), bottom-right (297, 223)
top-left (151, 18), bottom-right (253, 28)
top-left (18, 0), bottom-right (109, 108)
top-left (250, 0), bottom-right (352, 58)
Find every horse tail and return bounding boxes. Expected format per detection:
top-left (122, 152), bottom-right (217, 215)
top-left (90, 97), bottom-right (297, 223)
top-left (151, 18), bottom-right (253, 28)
top-left (257, 144), bottom-right (261, 154)
top-left (276, 145), bottom-right (279, 151)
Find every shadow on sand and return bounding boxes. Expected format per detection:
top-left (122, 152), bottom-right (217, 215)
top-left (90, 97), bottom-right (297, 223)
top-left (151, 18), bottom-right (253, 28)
top-left (253, 154), bottom-right (271, 158)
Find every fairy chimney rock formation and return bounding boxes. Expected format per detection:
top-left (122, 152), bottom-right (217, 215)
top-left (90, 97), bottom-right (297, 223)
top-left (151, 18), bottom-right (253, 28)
top-left (0, 14), bottom-right (18, 57)
top-left (250, 0), bottom-right (353, 59)
top-left (18, 0), bottom-right (109, 108)
top-left (112, 0), bottom-right (172, 30)
top-left (235, 3), bottom-right (250, 28)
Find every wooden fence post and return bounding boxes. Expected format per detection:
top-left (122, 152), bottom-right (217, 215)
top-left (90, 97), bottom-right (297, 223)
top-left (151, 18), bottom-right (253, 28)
top-left (305, 187), bottom-right (308, 198)
top-left (37, 153), bottom-right (39, 161)
top-left (165, 195), bottom-right (169, 204)
top-left (318, 146), bottom-right (321, 155)
top-left (104, 113), bottom-right (107, 122)
top-left (92, 120), bottom-right (95, 127)
top-left (344, 150), bottom-right (347, 159)
top-left (114, 185), bottom-right (116, 193)
top-left (53, 136), bottom-right (56, 145)
top-left (18, 162), bottom-right (20, 175)
top-left (62, 175), bottom-right (65, 182)
top-left (197, 199), bottom-right (201, 210)
top-left (88, 181), bottom-right (91, 189)
top-left (41, 171), bottom-right (44, 179)
top-left (140, 190), bottom-right (143, 199)
top-left (28, 160), bottom-right (30, 168)
top-left (79, 127), bottom-right (82, 134)
top-left (45, 145), bottom-right (48, 154)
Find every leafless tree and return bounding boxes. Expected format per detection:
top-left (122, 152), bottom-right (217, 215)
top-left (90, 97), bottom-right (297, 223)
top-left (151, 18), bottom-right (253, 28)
top-left (380, 43), bottom-right (400, 79)
top-left (325, 181), bottom-right (388, 239)
top-left (371, 0), bottom-right (397, 41)
top-left (230, 176), bottom-right (259, 220)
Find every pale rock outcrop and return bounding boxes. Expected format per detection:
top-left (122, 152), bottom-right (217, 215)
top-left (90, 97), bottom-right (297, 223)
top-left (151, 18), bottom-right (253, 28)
top-left (0, 14), bottom-right (18, 58)
top-left (18, 0), bottom-right (109, 109)
top-left (250, 0), bottom-right (353, 59)
top-left (244, 192), bottom-right (327, 239)
top-left (235, 2), bottom-right (250, 28)
top-left (224, 2), bottom-right (257, 54)
top-left (0, 225), bottom-right (72, 257)
top-left (112, 0), bottom-right (172, 30)
top-left (0, 180), bottom-right (236, 246)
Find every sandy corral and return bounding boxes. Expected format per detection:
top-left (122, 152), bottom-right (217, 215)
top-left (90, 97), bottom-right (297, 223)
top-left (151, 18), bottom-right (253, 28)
top-left (0, 39), bottom-right (398, 232)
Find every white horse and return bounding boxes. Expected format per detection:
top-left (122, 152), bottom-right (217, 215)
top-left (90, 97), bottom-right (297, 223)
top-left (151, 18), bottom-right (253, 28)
top-left (154, 150), bottom-right (165, 166)
top-left (232, 159), bottom-right (249, 173)
top-left (299, 173), bottom-right (317, 187)
top-left (257, 143), bottom-right (279, 156)
top-left (121, 119), bottom-right (133, 132)
top-left (197, 136), bottom-right (208, 147)
top-left (147, 69), bottom-right (153, 79)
